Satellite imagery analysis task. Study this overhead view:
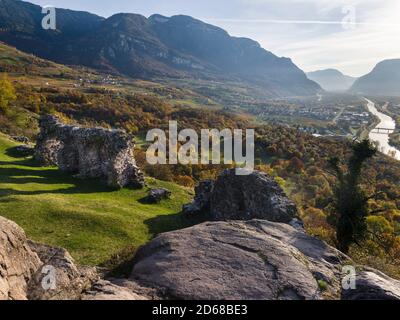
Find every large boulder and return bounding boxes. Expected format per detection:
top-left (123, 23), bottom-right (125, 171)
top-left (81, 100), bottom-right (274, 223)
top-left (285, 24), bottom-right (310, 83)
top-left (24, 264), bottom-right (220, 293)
top-left (35, 115), bottom-right (145, 189)
top-left (143, 188), bottom-right (172, 204)
top-left (27, 242), bottom-right (98, 300)
top-left (131, 220), bottom-right (348, 300)
top-left (342, 269), bottom-right (400, 300)
top-left (0, 217), bottom-right (41, 300)
top-left (183, 169), bottom-right (299, 223)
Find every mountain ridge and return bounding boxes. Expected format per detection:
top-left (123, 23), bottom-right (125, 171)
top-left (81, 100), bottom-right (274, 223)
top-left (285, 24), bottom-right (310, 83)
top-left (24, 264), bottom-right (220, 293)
top-left (350, 59), bottom-right (400, 96)
top-left (0, 0), bottom-right (321, 98)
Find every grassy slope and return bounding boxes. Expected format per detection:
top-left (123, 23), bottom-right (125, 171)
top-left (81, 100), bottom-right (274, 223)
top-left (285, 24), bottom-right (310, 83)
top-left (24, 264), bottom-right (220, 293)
top-left (0, 42), bottom-right (75, 76)
top-left (0, 134), bottom-right (193, 265)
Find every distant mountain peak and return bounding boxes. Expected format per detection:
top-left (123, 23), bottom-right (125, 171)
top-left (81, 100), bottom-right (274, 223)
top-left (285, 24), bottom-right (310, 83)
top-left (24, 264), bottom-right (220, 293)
top-left (307, 68), bottom-right (356, 92)
top-left (309, 69), bottom-right (345, 76)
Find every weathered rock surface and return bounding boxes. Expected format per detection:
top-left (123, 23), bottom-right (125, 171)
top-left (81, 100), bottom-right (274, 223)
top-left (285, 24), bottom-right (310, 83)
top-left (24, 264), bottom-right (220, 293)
top-left (342, 269), bottom-right (400, 300)
top-left (35, 115), bottom-right (144, 188)
top-left (82, 280), bottom-right (140, 300)
top-left (183, 180), bottom-right (213, 216)
top-left (183, 169), bottom-right (299, 223)
top-left (27, 242), bottom-right (98, 300)
top-left (82, 279), bottom-right (157, 300)
top-left (0, 217), bottom-right (41, 300)
top-left (11, 135), bottom-right (29, 144)
top-left (131, 220), bottom-right (348, 300)
top-left (143, 188), bottom-right (172, 204)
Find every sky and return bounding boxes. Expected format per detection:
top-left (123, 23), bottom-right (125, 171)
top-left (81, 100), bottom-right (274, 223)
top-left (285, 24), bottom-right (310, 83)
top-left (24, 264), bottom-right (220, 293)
top-left (28, 0), bottom-right (400, 77)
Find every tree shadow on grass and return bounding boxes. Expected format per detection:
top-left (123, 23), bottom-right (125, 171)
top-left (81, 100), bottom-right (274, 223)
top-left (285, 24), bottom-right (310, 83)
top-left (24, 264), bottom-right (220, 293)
top-left (1, 145), bottom-right (49, 167)
top-left (143, 211), bottom-right (205, 240)
top-left (0, 158), bottom-right (41, 167)
top-left (0, 157), bottom-right (117, 197)
top-left (99, 212), bottom-right (199, 278)
top-left (5, 146), bottom-right (33, 159)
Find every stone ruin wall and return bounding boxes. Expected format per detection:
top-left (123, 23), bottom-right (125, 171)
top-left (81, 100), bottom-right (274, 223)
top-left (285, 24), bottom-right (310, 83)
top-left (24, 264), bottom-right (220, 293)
top-left (35, 115), bottom-right (144, 189)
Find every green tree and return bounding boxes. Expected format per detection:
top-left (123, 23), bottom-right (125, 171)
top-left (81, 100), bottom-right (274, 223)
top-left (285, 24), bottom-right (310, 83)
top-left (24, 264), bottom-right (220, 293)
top-left (0, 73), bottom-right (16, 113)
top-left (328, 139), bottom-right (377, 253)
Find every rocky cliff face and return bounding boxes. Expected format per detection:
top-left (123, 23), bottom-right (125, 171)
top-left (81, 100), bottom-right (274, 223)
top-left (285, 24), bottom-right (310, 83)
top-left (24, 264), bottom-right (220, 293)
top-left (35, 115), bottom-right (144, 189)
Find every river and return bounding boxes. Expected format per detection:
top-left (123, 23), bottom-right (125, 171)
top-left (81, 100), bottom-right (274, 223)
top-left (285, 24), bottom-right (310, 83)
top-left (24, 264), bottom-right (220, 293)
top-left (365, 98), bottom-right (400, 160)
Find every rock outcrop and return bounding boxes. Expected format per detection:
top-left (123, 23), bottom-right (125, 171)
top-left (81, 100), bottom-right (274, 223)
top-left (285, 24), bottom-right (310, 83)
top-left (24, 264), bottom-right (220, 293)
top-left (143, 188), bottom-right (172, 204)
top-left (342, 269), bottom-right (400, 300)
top-left (183, 169), bottom-right (299, 223)
top-left (35, 115), bottom-right (144, 189)
top-left (3, 211), bottom-right (400, 300)
top-left (0, 217), bottom-right (41, 300)
top-left (27, 242), bottom-right (98, 300)
top-left (131, 220), bottom-right (348, 300)
top-left (0, 216), bottom-right (97, 300)
top-left (11, 135), bottom-right (29, 144)
top-left (82, 280), bottom-right (145, 300)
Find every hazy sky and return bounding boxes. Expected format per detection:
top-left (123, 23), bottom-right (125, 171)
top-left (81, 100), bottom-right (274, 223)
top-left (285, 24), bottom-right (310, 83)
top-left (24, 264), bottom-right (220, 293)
top-left (29, 0), bottom-right (400, 77)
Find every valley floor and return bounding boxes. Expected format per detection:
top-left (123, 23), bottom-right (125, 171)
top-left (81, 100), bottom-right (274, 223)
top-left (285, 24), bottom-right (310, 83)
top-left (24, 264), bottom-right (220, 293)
top-left (0, 134), bottom-right (192, 265)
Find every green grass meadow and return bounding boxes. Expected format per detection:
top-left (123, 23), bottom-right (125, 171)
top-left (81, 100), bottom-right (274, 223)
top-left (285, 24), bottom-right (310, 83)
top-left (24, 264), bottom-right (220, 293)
top-left (0, 134), bottom-right (193, 265)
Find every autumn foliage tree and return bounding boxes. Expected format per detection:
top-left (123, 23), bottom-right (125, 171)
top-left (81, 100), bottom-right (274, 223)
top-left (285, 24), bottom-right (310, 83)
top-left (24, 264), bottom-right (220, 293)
top-left (0, 73), bottom-right (16, 113)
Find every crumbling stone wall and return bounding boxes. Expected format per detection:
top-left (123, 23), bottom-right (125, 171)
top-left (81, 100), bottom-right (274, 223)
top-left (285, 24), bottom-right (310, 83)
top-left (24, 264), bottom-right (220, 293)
top-left (35, 115), bottom-right (144, 188)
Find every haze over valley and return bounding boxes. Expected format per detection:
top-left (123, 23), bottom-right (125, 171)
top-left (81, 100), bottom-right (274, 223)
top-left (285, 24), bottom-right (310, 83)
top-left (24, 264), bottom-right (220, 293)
top-left (1, 0), bottom-right (400, 302)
